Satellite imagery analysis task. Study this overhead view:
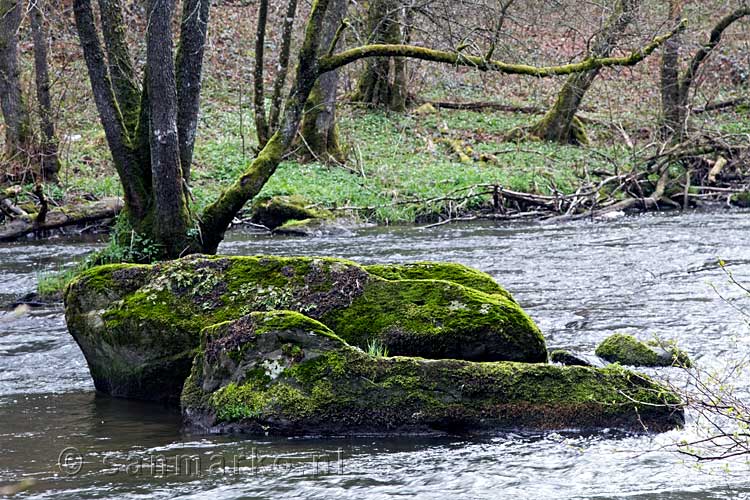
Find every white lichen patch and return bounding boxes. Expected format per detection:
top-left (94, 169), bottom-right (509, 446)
top-left (262, 359), bottom-right (285, 380)
top-left (448, 300), bottom-right (468, 311)
top-left (479, 303), bottom-right (492, 315)
top-left (85, 310), bottom-right (105, 330)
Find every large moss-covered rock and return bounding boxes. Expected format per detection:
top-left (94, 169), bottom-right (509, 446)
top-left (595, 334), bottom-right (692, 367)
top-left (65, 255), bottom-right (545, 402)
top-left (183, 311), bottom-right (683, 435)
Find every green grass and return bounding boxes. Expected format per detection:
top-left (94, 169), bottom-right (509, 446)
top-left (23, 71), bottom-right (750, 226)
top-left (187, 106), bottom-right (634, 223)
top-left (36, 266), bottom-right (83, 297)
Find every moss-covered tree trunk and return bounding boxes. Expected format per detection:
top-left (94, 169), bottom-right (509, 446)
top-left (145, 0), bottom-right (195, 257)
top-left (351, 0), bottom-right (407, 111)
top-left (0, 0), bottom-right (31, 168)
top-left (528, 0), bottom-right (637, 145)
top-left (200, 0), bottom-right (335, 253)
top-left (298, 0), bottom-right (347, 163)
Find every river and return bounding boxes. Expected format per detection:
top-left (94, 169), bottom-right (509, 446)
top-left (2, 211), bottom-right (750, 499)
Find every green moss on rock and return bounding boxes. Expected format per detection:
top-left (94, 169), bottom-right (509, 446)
top-left (595, 334), bottom-right (692, 367)
top-left (65, 255), bottom-right (544, 403)
top-left (249, 195), bottom-right (328, 229)
top-left (273, 218), bottom-right (352, 237)
top-left (182, 311), bottom-right (684, 436)
top-left (365, 262), bottom-right (514, 301)
top-left (323, 278), bottom-right (544, 362)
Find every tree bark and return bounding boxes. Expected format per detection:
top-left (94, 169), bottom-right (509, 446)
top-left (298, 0), bottom-right (347, 162)
top-left (660, 0), bottom-right (684, 139)
top-left (0, 0), bottom-right (31, 164)
top-left (176, 0), bottom-right (211, 184)
top-left (97, 0), bottom-right (140, 134)
top-left (352, 0), bottom-right (407, 111)
top-left (30, 0), bottom-right (61, 183)
top-left (268, 0), bottom-right (299, 132)
top-left (146, 0), bottom-right (194, 257)
top-left (73, 0), bottom-right (150, 223)
top-left (528, 0), bottom-right (637, 145)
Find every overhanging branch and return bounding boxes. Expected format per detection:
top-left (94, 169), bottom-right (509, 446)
top-left (319, 21), bottom-right (685, 75)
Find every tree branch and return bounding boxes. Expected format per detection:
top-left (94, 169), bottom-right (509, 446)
top-left (680, 7), bottom-right (750, 95)
top-left (319, 20), bottom-right (685, 75)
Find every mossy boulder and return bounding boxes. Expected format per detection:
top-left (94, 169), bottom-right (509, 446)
top-left (65, 255), bottom-right (545, 402)
top-left (183, 311), bottom-right (683, 435)
top-left (595, 334), bottom-right (692, 367)
top-left (249, 195), bottom-right (327, 229)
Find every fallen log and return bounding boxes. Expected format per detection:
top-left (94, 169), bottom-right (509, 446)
top-left (0, 197), bottom-right (123, 242)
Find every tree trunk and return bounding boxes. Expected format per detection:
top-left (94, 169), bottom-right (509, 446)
top-left (298, 0), bottom-right (347, 162)
top-left (660, 0), bottom-right (685, 140)
top-left (352, 0), bottom-right (407, 111)
top-left (528, 0), bottom-right (637, 145)
top-left (146, 0), bottom-right (194, 257)
top-left (660, 5), bottom-right (750, 141)
top-left (176, 0), bottom-right (211, 185)
top-left (253, 0), bottom-right (270, 148)
top-left (200, 0), bottom-right (335, 253)
top-left (0, 0), bottom-right (31, 166)
top-left (30, 0), bottom-right (61, 183)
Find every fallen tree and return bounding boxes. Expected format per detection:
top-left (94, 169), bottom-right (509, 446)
top-left (0, 196), bottom-right (122, 242)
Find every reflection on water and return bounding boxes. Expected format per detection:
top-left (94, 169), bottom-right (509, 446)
top-left (2, 212), bottom-right (750, 498)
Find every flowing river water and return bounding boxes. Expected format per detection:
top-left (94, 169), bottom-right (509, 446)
top-left (2, 212), bottom-right (750, 498)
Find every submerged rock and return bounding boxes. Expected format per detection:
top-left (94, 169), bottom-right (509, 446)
top-left (549, 349), bottom-right (592, 367)
top-left (183, 311), bottom-right (683, 435)
top-left (249, 195), bottom-right (327, 229)
top-left (595, 334), bottom-right (692, 367)
top-left (273, 218), bottom-right (353, 237)
top-left (65, 255), bottom-right (545, 402)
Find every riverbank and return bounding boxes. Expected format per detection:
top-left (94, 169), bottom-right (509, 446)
top-left (5, 101), bottom-right (750, 231)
